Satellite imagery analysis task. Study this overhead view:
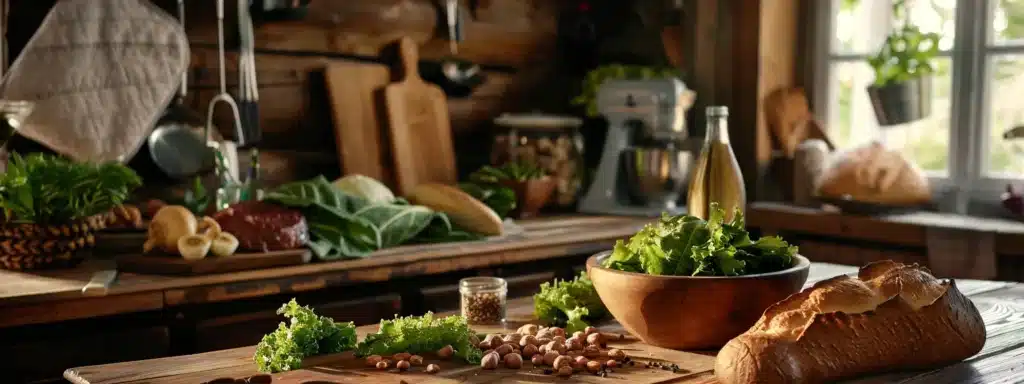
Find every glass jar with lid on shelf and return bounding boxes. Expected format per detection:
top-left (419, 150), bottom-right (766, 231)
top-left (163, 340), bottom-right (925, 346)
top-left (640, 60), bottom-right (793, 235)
top-left (490, 113), bottom-right (585, 209)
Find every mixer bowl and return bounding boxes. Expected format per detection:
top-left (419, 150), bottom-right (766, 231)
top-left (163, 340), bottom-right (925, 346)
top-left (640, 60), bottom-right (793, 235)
top-left (622, 147), bottom-right (692, 208)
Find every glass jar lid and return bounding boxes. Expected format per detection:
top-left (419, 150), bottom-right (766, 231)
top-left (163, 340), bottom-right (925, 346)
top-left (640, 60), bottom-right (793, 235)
top-left (493, 113), bottom-right (583, 131)
top-left (459, 276), bottom-right (507, 292)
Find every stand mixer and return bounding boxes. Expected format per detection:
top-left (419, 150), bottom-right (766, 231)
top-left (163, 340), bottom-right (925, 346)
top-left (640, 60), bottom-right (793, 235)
top-left (578, 78), bottom-right (695, 216)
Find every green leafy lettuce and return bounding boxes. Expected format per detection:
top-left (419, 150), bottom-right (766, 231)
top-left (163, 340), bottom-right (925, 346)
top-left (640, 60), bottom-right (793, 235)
top-left (265, 176), bottom-right (482, 260)
top-left (534, 272), bottom-right (608, 334)
top-left (604, 203), bottom-right (797, 276)
top-left (355, 312), bottom-right (483, 364)
top-left (253, 299), bottom-right (357, 373)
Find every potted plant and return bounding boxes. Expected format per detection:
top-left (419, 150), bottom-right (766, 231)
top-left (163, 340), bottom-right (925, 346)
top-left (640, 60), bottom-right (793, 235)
top-left (0, 153), bottom-right (141, 270)
top-left (467, 162), bottom-right (554, 219)
top-left (866, 0), bottom-right (941, 126)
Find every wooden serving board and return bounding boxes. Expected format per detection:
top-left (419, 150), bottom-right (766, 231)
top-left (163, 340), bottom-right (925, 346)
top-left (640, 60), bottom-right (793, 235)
top-left (384, 37), bottom-right (458, 196)
top-left (116, 249), bottom-right (312, 276)
top-left (325, 60), bottom-right (393, 185)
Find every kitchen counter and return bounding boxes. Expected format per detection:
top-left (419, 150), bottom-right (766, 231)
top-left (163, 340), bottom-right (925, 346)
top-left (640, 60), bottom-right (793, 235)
top-left (64, 262), bottom-right (1024, 384)
top-left (0, 215), bottom-right (649, 328)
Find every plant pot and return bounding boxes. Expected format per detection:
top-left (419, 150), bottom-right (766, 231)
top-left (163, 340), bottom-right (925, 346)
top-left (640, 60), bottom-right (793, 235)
top-left (867, 76), bottom-right (932, 126)
top-left (501, 177), bottom-right (557, 219)
top-left (0, 214), bottom-right (107, 270)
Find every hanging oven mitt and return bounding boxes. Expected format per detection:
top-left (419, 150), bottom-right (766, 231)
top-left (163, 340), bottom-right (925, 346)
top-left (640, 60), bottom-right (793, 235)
top-left (0, 0), bottom-right (189, 163)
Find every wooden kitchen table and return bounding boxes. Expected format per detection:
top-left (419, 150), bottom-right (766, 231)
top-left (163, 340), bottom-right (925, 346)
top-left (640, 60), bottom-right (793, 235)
top-left (64, 263), bottom-right (1024, 384)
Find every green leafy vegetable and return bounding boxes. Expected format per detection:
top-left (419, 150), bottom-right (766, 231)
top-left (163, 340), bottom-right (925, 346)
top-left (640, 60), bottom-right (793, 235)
top-left (534, 271), bottom-right (608, 334)
top-left (355, 312), bottom-right (483, 364)
top-left (867, 1), bottom-right (940, 86)
top-left (253, 299), bottom-right (357, 373)
top-left (469, 162), bottom-right (547, 183)
top-left (0, 152), bottom-right (141, 223)
top-left (604, 203), bottom-right (798, 276)
top-left (266, 176), bottom-right (481, 260)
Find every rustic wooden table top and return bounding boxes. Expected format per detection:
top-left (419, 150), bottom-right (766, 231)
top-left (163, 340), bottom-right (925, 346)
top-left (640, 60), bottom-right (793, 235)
top-left (64, 263), bottom-right (1024, 384)
top-left (0, 215), bottom-right (649, 328)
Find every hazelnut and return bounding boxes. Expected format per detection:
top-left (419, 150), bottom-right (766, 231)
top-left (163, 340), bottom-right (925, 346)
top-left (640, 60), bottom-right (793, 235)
top-left (425, 364), bottom-right (441, 374)
top-left (365, 355), bottom-right (383, 367)
top-left (522, 344), bottom-right (539, 358)
top-left (542, 350), bottom-right (560, 366)
top-left (495, 344), bottom-right (514, 356)
top-left (392, 352), bottom-right (411, 361)
top-left (607, 348), bottom-right (626, 361)
top-left (504, 353), bottom-right (524, 369)
top-left (550, 327), bottom-right (566, 337)
top-left (483, 334), bottom-right (502, 349)
top-left (586, 360), bottom-right (602, 373)
top-left (536, 328), bottom-right (555, 340)
top-left (517, 324), bottom-right (540, 335)
top-left (565, 338), bottom-right (583, 351)
top-left (573, 356), bottom-right (589, 372)
top-left (584, 326), bottom-right (598, 336)
top-left (396, 360), bottom-right (410, 371)
top-left (503, 333), bottom-right (522, 344)
top-left (552, 336), bottom-right (566, 344)
top-left (557, 365), bottom-right (573, 377)
top-left (583, 345), bottom-right (601, 358)
top-left (537, 337), bottom-right (552, 345)
top-left (606, 360), bottom-right (619, 368)
top-left (572, 331), bottom-right (584, 339)
top-left (409, 355), bottom-right (424, 365)
top-left (586, 332), bottom-right (604, 346)
top-left (520, 335), bottom-right (539, 347)
top-left (481, 352), bottom-right (500, 370)
top-left (437, 345), bottom-right (454, 359)
top-left (375, 361), bottom-right (389, 370)
top-left (531, 354), bottom-right (545, 365)
top-left (552, 355), bottom-right (572, 370)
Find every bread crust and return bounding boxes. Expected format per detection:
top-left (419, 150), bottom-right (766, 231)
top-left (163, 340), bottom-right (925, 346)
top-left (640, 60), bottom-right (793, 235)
top-left (715, 261), bottom-right (985, 384)
top-left (816, 142), bottom-right (932, 205)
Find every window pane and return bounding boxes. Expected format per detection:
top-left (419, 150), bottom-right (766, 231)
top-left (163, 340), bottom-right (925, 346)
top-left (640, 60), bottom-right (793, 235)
top-left (991, 0), bottom-right (1024, 44)
top-left (826, 59), bottom-right (952, 174)
top-left (831, 0), bottom-right (956, 55)
top-left (985, 54), bottom-right (1024, 176)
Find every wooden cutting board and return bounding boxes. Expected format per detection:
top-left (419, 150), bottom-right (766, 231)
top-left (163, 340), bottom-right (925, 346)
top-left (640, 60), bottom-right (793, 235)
top-left (116, 249), bottom-right (312, 275)
top-left (384, 37), bottom-right (458, 196)
top-left (324, 60), bottom-right (393, 185)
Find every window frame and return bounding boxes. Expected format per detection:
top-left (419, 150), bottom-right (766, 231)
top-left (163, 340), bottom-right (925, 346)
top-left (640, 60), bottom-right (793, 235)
top-left (810, 0), bottom-right (1024, 214)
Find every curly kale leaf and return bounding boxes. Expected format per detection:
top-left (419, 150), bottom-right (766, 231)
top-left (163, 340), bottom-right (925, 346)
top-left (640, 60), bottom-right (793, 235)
top-left (534, 272), bottom-right (607, 334)
top-left (355, 312), bottom-right (482, 364)
top-left (253, 299), bottom-right (357, 373)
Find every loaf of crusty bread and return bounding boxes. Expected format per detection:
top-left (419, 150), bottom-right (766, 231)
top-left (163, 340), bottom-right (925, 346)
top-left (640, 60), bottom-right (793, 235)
top-left (715, 260), bottom-right (985, 384)
top-left (816, 141), bottom-right (932, 205)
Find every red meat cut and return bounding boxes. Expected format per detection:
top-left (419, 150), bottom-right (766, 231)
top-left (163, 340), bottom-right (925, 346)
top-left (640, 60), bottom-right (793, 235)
top-left (213, 201), bottom-right (308, 252)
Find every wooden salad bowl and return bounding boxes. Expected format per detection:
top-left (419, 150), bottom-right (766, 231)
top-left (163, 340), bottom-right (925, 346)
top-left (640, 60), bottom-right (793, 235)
top-left (586, 251), bottom-right (810, 350)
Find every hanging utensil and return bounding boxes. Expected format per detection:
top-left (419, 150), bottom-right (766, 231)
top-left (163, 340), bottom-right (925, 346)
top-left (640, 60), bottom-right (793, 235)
top-left (207, 0), bottom-right (246, 192)
top-left (142, 0), bottom-right (214, 180)
top-left (420, 0), bottom-right (484, 98)
top-left (237, 0), bottom-right (261, 147)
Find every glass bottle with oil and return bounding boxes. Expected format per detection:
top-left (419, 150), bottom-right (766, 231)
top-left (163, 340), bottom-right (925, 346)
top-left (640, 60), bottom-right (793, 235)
top-left (687, 106), bottom-right (746, 221)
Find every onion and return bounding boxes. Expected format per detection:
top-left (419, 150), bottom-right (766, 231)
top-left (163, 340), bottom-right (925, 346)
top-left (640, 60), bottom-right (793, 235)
top-left (177, 234), bottom-right (212, 260)
top-left (211, 232), bottom-right (240, 257)
top-left (144, 206), bottom-right (197, 254)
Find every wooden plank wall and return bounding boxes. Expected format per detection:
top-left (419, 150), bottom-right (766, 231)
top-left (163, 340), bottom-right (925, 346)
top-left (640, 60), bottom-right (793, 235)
top-left (177, 0), bottom-right (563, 187)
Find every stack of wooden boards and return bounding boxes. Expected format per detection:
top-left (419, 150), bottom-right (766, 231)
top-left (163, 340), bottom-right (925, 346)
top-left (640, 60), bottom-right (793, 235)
top-left (325, 37), bottom-right (458, 196)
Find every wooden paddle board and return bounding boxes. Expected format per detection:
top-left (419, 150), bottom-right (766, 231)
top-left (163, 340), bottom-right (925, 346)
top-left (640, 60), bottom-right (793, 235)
top-left (383, 37), bottom-right (458, 196)
top-left (117, 248), bottom-right (312, 275)
top-left (324, 60), bottom-right (393, 185)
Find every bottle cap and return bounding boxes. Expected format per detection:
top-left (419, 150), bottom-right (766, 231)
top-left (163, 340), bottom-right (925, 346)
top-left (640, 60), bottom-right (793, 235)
top-left (706, 106), bottom-right (729, 117)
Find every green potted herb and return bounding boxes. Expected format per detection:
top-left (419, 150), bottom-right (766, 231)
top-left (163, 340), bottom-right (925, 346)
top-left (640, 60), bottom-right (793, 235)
top-left (468, 162), bottom-right (554, 219)
top-left (0, 153), bottom-right (142, 270)
top-left (866, 0), bottom-right (940, 126)
top-left (572, 64), bottom-right (683, 117)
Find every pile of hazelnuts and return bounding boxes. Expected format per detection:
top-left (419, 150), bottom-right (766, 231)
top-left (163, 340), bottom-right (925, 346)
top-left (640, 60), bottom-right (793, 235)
top-left (478, 323), bottom-right (628, 377)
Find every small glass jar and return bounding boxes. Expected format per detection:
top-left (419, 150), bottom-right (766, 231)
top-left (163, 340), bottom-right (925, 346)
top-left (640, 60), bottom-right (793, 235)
top-left (460, 276), bottom-right (507, 325)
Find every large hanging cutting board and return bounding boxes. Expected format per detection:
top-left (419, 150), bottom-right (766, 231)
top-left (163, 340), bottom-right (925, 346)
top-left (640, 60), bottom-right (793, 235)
top-left (384, 37), bottom-right (458, 196)
top-left (324, 61), bottom-right (393, 185)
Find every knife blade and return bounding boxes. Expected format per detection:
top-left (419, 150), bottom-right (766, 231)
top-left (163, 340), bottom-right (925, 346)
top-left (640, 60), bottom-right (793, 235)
top-left (81, 269), bottom-right (118, 296)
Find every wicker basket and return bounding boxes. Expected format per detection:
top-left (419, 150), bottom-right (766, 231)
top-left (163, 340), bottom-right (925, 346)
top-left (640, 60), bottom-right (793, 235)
top-left (0, 214), bottom-right (107, 270)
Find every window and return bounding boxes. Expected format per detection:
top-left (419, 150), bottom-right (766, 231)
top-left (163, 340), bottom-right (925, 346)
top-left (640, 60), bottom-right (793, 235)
top-left (811, 0), bottom-right (1024, 212)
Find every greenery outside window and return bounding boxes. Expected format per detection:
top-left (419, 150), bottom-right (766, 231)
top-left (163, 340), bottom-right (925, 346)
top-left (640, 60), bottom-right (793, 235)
top-left (810, 0), bottom-right (1024, 213)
